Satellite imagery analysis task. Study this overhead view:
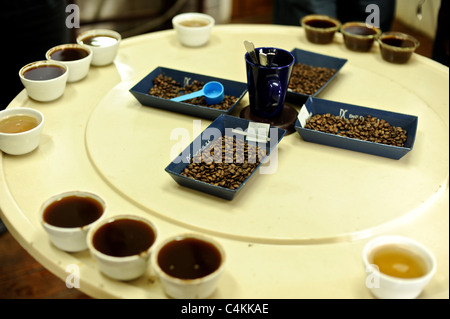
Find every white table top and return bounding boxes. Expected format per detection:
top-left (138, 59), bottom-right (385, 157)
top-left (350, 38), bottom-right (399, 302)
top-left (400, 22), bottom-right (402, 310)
top-left (1, 24), bottom-right (448, 299)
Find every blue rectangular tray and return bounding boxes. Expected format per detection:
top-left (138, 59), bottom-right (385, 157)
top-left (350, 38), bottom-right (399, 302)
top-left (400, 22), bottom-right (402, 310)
top-left (287, 48), bottom-right (347, 104)
top-left (294, 97), bottom-right (418, 160)
top-left (165, 114), bottom-right (286, 200)
top-left (129, 67), bottom-right (248, 120)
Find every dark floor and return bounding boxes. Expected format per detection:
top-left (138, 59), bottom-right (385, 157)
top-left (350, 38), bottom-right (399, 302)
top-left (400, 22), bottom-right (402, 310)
top-left (0, 16), bottom-right (435, 299)
top-left (0, 230), bottom-right (91, 299)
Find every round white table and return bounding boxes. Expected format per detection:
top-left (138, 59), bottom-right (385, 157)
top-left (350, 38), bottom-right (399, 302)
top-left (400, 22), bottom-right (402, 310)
top-left (1, 24), bottom-right (448, 298)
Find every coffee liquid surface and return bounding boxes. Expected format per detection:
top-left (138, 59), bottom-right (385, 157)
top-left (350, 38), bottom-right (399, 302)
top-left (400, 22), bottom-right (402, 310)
top-left (43, 195), bottom-right (103, 228)
top-left (23, 65), bottom-right (65, 81)
top-left (305, 19), bottom-right (337, 28)
top-left (80, 35), bottom-right (118, 47)
top-left (381, 36), bottom-right (416, 48)
top-left (0, 115), bottom-right (39, 133)
top-left (371, 245), bottom-right (428, 279)
top-left (50, 48), bottom-right (89, 61)
top-left (157, 237), bottom-right (222, 279)
top-left (179, 19), bottom-right (209, 27)
top-left (93, 219), bottom-right (155, 257)
top-left (344, 25), bottom-right (377, 36)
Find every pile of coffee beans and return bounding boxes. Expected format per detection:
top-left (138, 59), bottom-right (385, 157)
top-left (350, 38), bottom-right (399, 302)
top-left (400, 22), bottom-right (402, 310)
top-left (305, 113), bottom-right (408, 147)
top-left (288, 63), bottom-right (337, 95)
top-left (181, 136), bottom-right (267, 190)
top-left (149, 74), bottom-right (238, 110)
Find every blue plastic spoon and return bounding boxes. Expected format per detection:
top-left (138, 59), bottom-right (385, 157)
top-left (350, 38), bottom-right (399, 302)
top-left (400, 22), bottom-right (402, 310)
top-left (171, 81), bottom-right (224, 105)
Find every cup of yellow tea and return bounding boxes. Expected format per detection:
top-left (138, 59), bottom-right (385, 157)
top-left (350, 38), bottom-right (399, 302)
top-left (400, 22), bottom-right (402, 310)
top-left (363, 235), bottom-right (436, 299)
top-left (0, 107), bottom-right (44, 155)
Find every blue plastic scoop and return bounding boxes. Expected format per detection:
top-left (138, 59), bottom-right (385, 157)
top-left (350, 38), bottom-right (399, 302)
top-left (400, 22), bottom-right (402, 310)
top-left (171, 81), bottom-right (224, 105)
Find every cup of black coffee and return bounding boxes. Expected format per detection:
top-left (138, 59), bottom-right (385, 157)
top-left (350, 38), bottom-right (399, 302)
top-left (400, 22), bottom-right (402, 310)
top-left (87, 214), bottom-right (158, 281)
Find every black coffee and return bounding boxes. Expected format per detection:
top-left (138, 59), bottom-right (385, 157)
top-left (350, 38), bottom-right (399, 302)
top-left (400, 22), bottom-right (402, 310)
top-left (305, 19), bottom-right (337, 28)
top-left (43, 195), bottom-right (103, 228)
top-left (50, 48), bottom-right (89, 61)
top-left (23, 65), bottom-right (65, 81)
top-left (93, 219), bottom-right (155, 257)
top-left (157, 237), bottom-right (222, 279)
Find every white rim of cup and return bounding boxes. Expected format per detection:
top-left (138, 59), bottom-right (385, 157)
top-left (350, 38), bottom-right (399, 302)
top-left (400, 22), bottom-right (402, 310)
top-left (19, 60), bottom-right (68, 83)
top-left (0, 107), bottom-right (44, 137)
top-left (45, 43), bottom-right (93, 64)
top-left (378, 32), bottom-right (420, 52)
top-left (301, 14), bottom-right (341, 31)
top-left (40, 191), bottom-right (107, 233)
top-left (76, 29), bottom-right (122, 47)
top-left (340, 21), bottom-right (381, 40)
top-left (87, 214), bottom-right (159, 262)
top-left (362, 235), bottom-right (437, 283)
top-left (151, 233), bottom-right (226, 285)
top-left (172, 12), bottom-right (215, 29)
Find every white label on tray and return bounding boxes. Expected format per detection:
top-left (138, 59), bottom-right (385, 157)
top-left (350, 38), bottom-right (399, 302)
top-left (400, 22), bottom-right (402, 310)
top-left (298, 104), bottom-right (312, 127)
top-left (246, 122), bottom-right (271, 143)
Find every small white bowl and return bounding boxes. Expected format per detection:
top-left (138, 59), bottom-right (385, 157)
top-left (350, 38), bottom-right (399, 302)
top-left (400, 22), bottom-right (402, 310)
top-left (172, 12), bottom-right (215, 47)
top-left (40, 191), bottom-right (107, 252)
top-left (76, 29), bottom-right (121, 66)
top-left (0, 107), bottom-right (44, 155)
top-left (46, 43), bottom-right (92, 82)
top-left (151, 233), bottom-right (226, 299)
top-left (87, 214), bottom-right (158, 281)
top-left (363, 235), bottom-right (436, 299)
top-left (19, 60), bottom-right (68, 102)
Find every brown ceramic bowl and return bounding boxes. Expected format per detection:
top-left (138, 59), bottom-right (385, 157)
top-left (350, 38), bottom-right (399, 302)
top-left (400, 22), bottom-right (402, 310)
top-left (341, 22), bottom-right (381, 52)
top-left (301, 14), bottom-right (340, 44)
top-left (378, 32), bottom-right (420, 63)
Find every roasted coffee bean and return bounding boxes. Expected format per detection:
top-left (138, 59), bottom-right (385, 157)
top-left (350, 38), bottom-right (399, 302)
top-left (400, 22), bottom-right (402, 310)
top-left (148, 74), bottom-right (237, 110)
top-left (305, 114), bottom-right (407, 147)
top-left (149, 75), bottom-right (181, 99)
top-left (181, 136), bottom-right (267, 190)
top-left (288, 63), bottom-right (337, 95)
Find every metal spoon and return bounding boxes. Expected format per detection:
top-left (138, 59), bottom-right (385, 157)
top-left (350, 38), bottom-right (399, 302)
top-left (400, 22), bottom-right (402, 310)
top-left (244, 40), bottom-right (259, 64)
top-left (259, 49), bottom-right (268, 66)
top-left (416, 0), bottom-right (426, 20)
top-left (267, 52), bottom-right (277, 67)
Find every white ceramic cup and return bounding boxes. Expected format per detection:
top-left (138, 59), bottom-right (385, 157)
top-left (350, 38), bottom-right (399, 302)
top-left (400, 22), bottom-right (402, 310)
top-left (363, 235), bottom-right (437, 299)
top-left (46, 43), bottom-right (92, 82)
top-left (76, 29), bottom-right (121, 66)
top-left (172, 12), bottom-right (215, 47)
top-left (40, 191), bottom-right (107, 252)
top-left (87, 214), bottom-right (159, 281)
top-left (19, 60), bottom-right (68, 102)
top-left (151, 233), bottom-right (226, 299)
top-left (0, 107), bottom-right (44, 155)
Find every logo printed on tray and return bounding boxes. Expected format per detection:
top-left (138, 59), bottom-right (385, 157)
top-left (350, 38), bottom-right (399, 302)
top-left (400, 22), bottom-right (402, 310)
top-left (339, 108), bottom-right (364, 120)
top-left (183, 77), bottom-right (192, 87)
top-left (299, 106), bottom-right (365, 127)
